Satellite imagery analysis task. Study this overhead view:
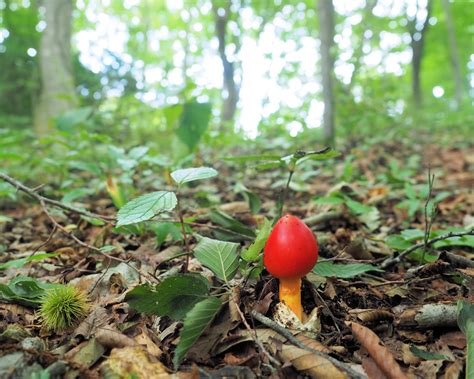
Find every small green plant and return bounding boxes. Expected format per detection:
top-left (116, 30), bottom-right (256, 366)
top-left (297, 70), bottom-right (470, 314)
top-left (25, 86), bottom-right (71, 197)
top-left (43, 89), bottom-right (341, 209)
top-left (39, 285), bottom-right (89, 332)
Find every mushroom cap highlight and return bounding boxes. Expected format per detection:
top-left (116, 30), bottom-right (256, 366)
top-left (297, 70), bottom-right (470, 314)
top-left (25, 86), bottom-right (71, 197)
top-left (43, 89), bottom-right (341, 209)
top-left (263, 214), bottom-right (318, 278)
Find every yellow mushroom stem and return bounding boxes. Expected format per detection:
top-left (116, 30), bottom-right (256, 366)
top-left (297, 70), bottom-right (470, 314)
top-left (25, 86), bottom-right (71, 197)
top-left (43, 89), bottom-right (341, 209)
top-left (279, 276), bottom-right (303, 321)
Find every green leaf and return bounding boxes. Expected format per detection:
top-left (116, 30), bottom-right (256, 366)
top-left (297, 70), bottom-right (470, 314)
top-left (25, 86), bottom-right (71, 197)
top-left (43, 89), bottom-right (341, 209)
top-left (313, 261), bottom-right (382, 278)
top-left (194, 237), bottom-right (240, 282)
top-left (175, 102), bottom-right (211, 151)
top-left (298, 148), bottom-right (341, 162)
top-left (314, 195), bottom-right (345, 206)
top-left (164, 104), bottom-right (183, 129)
top-left (409, 346), bottom-right (451, 361)
top-left (0, 252), bottom-right (59, 270)
top-left (223, 154), bottom-right (281, 163)
top-left (401, 229), bottom-right (425, 241)
top-left (173, 297), bottom-right (221, 368)
top-left (55, 107), bottom-right (92, 132)
top-left (208, 209), bottom-right (255, 239)
top-left (0, 276), bottom-right (58, 307)
top-left (0, 214), bottom-right (13, 223)
top-left (116, 191), bottom-right (177, 227)
top-left (434, 234), bottom-right (474, 248)
top-left (344, 197), bottom-right (374, 215)
top-left (241, 218), bottom-right (272, 262)
top-left (126, 274), bottom-right (210, 320)
top-left (457, 300), bottom-right (474, 379)
top-left (171, 167), bottom-right (218, 185)
top-left (386, 235), bottom-right (412, 251)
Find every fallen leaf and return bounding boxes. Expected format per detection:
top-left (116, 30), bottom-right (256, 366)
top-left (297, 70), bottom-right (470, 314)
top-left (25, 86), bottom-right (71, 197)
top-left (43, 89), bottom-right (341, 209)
top-left (102, 346), bottom-right (171, 378)
top-left (279, 344), bottom-right (348, 379)
top-left (350, 322), bottom-right (408, 379)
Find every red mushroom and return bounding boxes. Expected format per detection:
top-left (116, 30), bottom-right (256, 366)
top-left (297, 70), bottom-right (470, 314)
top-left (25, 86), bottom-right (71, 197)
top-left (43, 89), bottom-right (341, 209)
top-left (263, 214), bottom-right (318, 321)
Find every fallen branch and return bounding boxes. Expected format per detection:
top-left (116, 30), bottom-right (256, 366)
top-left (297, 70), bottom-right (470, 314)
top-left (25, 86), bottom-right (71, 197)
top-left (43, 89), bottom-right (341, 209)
top-left (0, 173), bottom-right (115, 222)
top-left (250, 310), bottom-right (367, 379)
top-left (395, 303), bottom-right (458, 328)
top-left (380, 229), bottom-right (473, 269)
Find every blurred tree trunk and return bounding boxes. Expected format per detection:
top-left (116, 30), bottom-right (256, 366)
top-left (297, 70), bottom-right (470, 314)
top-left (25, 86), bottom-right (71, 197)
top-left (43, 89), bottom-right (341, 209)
top-left (212, 0), bottom-right (239, 131)
top-left (34, 0), bottom-right (77, 134)
top-left (409, 0), bottom-right (432, 108)
top-left (318, 0), bottom-right (335, 146)
top-left (348, 0), bottom-right (376, 89)
top-left (441, 0), bottom-right (463, 108)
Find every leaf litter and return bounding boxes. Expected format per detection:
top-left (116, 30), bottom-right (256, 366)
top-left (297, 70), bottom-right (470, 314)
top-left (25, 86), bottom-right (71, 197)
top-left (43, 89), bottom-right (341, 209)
top-left (0, 141), bottom-right (472, 378)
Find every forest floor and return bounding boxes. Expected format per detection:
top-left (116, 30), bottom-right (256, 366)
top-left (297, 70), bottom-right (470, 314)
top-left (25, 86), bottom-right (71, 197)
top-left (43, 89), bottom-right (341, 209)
top-left (0, 137), bottom-right (473, 378)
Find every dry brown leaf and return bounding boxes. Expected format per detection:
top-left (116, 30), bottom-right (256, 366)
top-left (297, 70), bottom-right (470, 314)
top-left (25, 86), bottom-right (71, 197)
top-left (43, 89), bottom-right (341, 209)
top-left (219, 201), bottom-right (250, 214)
top-left (96, 327), bottom-right (138, 349)
top-left (296, 334), bottom-right (331, 354)
top-left (279, 344), bottom-right (348, 379)
top-left (134, 327), bottom-right (163, 358)
top-left (102, 346), bottom-right (171, 379)
top-left (349, 309), bottom-right (394, 323)
top-left (74, 306), bottom-right (111, 339)
top-left (350, 322), bottom-right (408, 379)
top-left (362, 357), bottom-right (388, 379)
top-left (401, 344), bottom-right (421, 365)
top-left (410, 360), bottom-right (443, 379)
top-left (443, 360), bottom-right (464, 379)
top-left (253, 292), bottom-right (273, 314)
top-left (438, 331), bottom-right (467, 350)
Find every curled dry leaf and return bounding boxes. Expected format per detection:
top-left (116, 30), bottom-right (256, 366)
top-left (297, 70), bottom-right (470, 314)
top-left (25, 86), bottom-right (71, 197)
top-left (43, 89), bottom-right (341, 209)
top-left (279, 344), bottom-right (348, 379)
top-left (96, 327), bottom-right (138, 349)
top-left (350, 322), bottom-right (408, 379)
top-left (349, 309), bottom-right (394, 323)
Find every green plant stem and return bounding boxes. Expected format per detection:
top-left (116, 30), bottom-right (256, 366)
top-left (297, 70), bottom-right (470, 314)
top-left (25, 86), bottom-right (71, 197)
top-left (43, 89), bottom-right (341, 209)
top-left (422, 170), bottom-right (436, 262)
top-left (276, 169), bottom-right (295, 220)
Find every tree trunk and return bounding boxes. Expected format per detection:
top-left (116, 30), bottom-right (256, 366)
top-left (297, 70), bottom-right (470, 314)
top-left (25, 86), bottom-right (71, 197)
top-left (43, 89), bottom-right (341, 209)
top-left (34, 0), bottom-right (77, 134)
top-left (441, 0), bottom-right (463, 108)
top-left (409, 0), bottom-right (432, 108)
top-left (212, 0), bottom-right (239, 130)
top-left (318, 0), bottom-right (335, 146)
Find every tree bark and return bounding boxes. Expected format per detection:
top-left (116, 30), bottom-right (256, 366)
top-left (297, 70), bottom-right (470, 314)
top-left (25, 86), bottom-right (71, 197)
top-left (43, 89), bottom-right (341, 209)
top-left (441, 0), bottom-right (463, 108)
top-left (318, 0), bottom-right (336, 146)
top-left (34, 0), bottom-right (77, 134)
top-left (409, 0), bottom-right (432, 108)
top-left (212, 0), bottom-right (239, 130)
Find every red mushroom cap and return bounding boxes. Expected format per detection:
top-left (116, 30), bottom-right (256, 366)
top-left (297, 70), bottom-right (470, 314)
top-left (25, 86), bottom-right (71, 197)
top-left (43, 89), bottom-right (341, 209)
top-left (263, 214), bottom-right (318, 278)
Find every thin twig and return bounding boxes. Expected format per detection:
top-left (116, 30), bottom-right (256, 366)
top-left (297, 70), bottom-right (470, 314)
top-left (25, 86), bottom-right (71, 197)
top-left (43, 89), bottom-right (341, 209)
top-left (380, 229), bottom-right (474, 269)
top-left (230, 291), bottom-right (280, 368)
top-left (0, 173), bottom-right (115, 221)
top-left (250, 310), bottom-right (368, 379)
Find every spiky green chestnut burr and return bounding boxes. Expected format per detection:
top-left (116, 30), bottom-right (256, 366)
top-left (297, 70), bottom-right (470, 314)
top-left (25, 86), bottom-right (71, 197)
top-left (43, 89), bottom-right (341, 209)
top-left (39, 285), bottom-right (89, 332)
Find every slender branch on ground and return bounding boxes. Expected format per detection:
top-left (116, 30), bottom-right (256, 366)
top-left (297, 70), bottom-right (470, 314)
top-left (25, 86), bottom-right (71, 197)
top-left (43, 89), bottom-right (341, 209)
top-left (380, 229), bottom-right (474, 269)
top-left (0, 173), bottom-right (115, 222)
top-left (250, 310), bottom-right (368, 379)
